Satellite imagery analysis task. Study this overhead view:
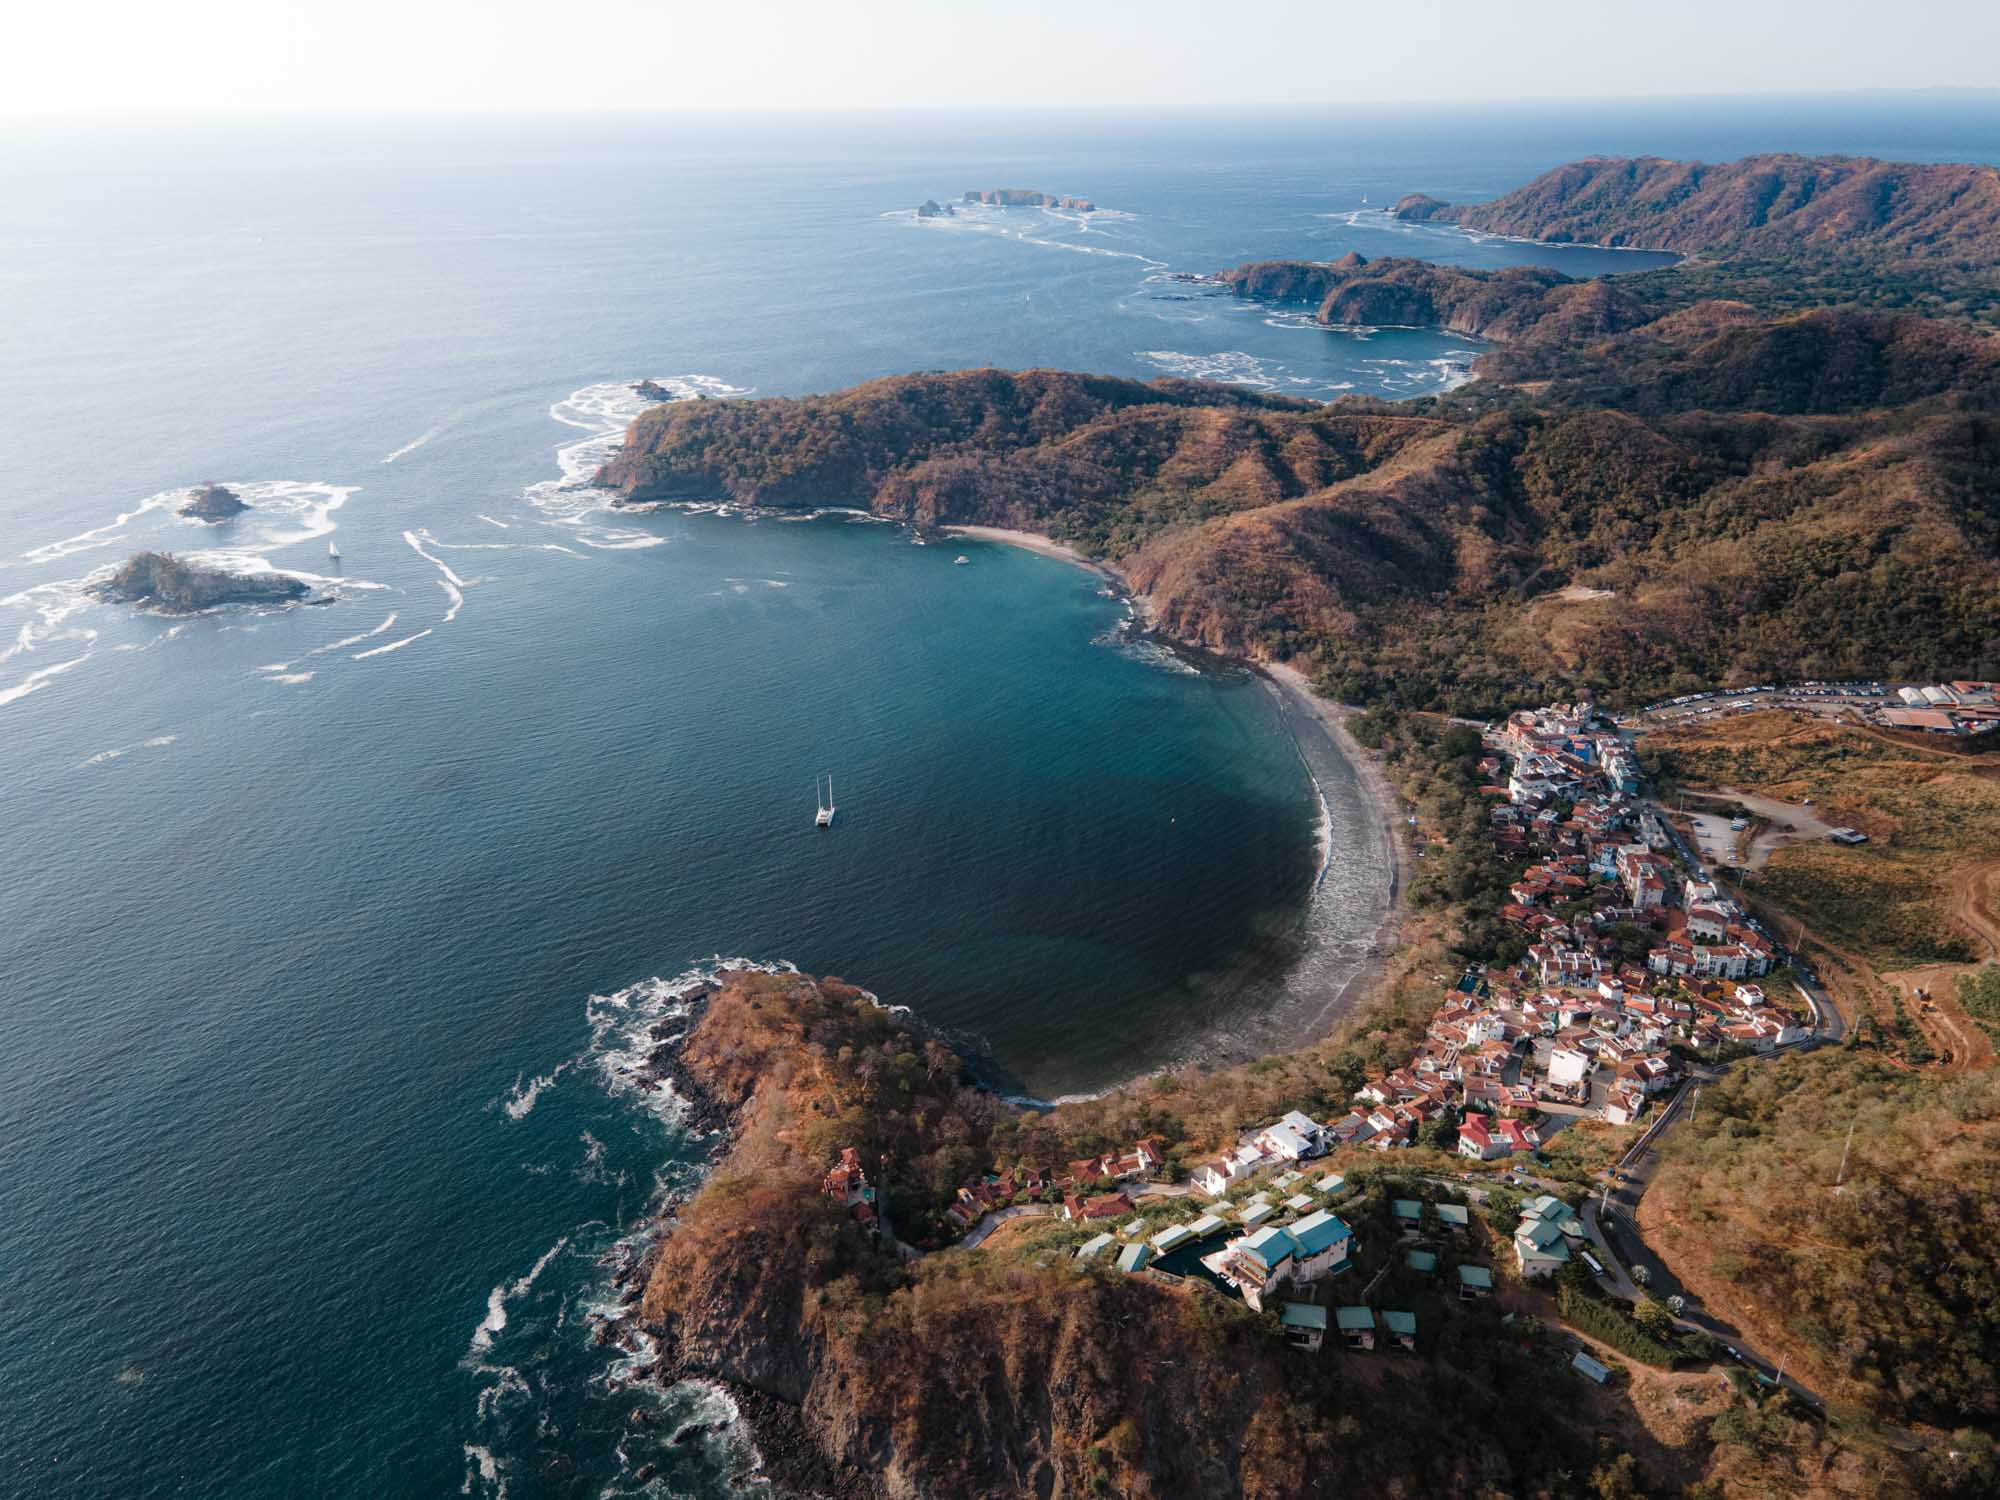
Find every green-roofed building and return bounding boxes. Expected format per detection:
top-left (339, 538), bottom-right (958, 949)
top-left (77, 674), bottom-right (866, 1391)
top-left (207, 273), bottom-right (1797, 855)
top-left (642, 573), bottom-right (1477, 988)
top-left (1076, 1233), bottom-right (1114, 1262)
top-left (1392, 1198), bottom-right (1423, 1224)
top-left (1436, 1203), bottom-right (1470, 1231)
top-left (1335, 1305), bottom-right (1377, 1349)
top-left (1115, 1242), bottom-right (1152, 1274)
top-left (1279, 1301), bottom-right (1328, 1351)
top-left (1514, 1210), bottom-right (1574, 1278)
top-left (1405, 1249), bottom-right (1437, 1274)
top-left (1457, 1264), bottom-right (1495, 1299)
top-left (1381, 1310), bottom-right (1417, 1350)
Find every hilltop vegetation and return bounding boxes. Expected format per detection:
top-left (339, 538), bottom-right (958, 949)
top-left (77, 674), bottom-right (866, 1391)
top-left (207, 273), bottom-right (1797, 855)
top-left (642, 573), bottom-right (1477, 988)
top-left (1392, 154), bottom-right (2000, 267)
top-left (1643, 1049), bottom-right (2000, 1429)
top-left (601, 305), bottom-right (2000, 712)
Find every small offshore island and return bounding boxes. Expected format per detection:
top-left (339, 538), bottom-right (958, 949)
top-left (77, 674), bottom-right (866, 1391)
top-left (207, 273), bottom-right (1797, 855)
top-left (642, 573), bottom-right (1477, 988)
top-left (93, 550), bottom-right (309, 611)
top-left (177, 483), bottom-right (248, 521)
top-left (594, 150), bottom-right (2000, 1500)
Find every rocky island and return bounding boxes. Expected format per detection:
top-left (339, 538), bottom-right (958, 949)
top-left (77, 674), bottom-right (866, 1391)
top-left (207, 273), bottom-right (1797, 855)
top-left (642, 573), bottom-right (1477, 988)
top-left (963, 188), bottom-right (1097, 211)
top-left (93, 551), bottom-right (310, 612)
top-left (177, 483), bottom-right (248, 521)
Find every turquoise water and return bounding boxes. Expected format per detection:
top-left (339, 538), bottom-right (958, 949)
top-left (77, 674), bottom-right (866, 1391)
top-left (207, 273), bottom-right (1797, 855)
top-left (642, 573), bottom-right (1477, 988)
top-left (5, 100), bottom-right (2000, 1498)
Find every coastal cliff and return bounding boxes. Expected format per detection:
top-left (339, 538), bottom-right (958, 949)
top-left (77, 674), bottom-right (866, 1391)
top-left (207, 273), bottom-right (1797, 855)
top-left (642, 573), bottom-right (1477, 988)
top-left (1389, 153), bottom-right (2000, 263)
top-left (633, 971), bottom-right (1611, 1499)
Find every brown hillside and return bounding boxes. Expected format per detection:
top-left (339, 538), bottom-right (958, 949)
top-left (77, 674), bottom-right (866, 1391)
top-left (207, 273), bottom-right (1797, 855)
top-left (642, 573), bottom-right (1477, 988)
top-left (1397, 153), bottom-right (2000, 264)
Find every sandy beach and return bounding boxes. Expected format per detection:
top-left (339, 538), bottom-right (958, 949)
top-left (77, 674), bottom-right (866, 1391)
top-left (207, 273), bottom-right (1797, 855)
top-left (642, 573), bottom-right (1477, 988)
top-left (1257, 659), bottom-right (1411, 1034)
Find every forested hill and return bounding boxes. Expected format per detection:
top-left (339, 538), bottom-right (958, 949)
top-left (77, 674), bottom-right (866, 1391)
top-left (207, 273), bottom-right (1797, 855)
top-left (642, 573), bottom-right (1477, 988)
top-left (1391, 153), bottom-right (2000, 264)
top-left (599, 308), bottom-right (2000, 713)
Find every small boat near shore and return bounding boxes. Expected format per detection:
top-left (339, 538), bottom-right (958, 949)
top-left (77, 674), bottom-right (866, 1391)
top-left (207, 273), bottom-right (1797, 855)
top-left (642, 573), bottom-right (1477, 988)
top-left (953, 554), bottom-right (969, 565)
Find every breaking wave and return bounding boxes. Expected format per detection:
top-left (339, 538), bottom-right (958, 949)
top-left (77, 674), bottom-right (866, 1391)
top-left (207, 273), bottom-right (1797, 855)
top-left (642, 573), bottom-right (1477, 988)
top-left (527, 377), bottom-right (752, 550)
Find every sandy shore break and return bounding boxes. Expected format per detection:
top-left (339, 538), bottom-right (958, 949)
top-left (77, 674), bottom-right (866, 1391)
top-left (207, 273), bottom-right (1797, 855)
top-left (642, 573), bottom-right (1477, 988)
top-left (1260, 658), bottom-right (1410, 939)
top-left (940, 526), bottom-right (1156, 627)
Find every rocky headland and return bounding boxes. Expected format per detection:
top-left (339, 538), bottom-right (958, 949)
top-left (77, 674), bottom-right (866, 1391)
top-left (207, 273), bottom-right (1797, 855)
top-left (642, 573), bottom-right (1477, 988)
top-left (1215, 252), bottom-right (1650, 345)
top-left (177, 483), bottom-right (248, 522)
top-left (1388, 152), bottom-right (2000, 264)
top-left (613, 970), bottom-right (1623, 1499)
top-left (93, 551), bottom-right (310, 612)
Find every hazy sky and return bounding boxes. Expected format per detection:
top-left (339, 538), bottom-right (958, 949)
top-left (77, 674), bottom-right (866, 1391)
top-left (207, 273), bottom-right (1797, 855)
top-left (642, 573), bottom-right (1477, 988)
top-left (5, 0), bottom-right (1996, 114)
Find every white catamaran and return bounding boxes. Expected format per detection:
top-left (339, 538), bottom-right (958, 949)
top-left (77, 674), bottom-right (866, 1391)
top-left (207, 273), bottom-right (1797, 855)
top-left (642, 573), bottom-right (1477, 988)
top-left (815, 773), bottom-right (836, 828)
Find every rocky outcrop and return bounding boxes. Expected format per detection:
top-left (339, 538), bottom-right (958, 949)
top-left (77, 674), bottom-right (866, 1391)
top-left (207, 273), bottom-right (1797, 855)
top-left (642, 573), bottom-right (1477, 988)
top-left (1389, 153), bottom-right (2000, 264)
top-left (916, 199), bottom-right (953, 218)
top-left (178, 484), bottom-right (247, 521)
top-left (93, 551), bottom-right (309, 612)
top-left (963, 188), bottom-right (1096, 211)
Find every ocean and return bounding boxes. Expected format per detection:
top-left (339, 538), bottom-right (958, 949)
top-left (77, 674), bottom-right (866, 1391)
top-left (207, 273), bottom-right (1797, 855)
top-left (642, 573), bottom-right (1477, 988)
top-left (4, 97), bottom-right (1998, 1498)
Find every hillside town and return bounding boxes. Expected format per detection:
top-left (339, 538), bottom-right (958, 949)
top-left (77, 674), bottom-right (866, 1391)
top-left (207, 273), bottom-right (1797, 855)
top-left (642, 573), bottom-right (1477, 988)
top-left (866, 699), bottom-right (1816, 1324)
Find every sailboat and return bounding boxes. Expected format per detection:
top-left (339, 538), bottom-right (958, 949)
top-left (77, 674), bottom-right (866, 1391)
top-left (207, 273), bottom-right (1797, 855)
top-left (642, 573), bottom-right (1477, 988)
top-left (327, 536), bottom-right (341, 562)
top-left (815, 773), bottom-right (836, 828)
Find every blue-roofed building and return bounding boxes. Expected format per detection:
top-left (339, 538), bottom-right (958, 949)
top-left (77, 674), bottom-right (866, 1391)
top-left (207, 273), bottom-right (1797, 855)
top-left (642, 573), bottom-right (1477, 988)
top-left (1381, 1310), bottom-right (1418, 1351)
top-left (1335, 1306), bottom-right (1377, 1350)
top-left (1076, 1233), bottom-right (1114, 1262)
top-left (1279, 1301), bottom-right (1328, 1351)
top-left (1284, 1210), bottom-right (1354, 1281)
top-left (1405, 1249), bottom-right (1437, 1274)
top-left (1392, 1198), bottom-right (1423, 1225)
top-left (1206, 1224), bottom-right (1296, 1311)
top-left (1437, 1204), bottom-right (1470, 1231)
top-left (1572, 1350), bottom-right (1612, 1384)
top-left (1458, 1264), bottom-right (1495, 1300)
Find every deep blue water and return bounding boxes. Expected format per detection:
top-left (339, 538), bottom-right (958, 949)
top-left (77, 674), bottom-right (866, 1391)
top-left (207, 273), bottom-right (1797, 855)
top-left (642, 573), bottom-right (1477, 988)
top-left (5, 98), bottom-right (2000, 1499)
